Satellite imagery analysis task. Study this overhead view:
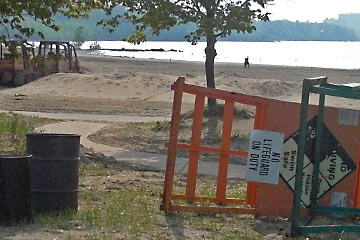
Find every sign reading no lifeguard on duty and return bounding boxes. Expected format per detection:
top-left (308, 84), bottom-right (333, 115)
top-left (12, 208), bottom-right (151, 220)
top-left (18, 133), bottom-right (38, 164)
top-left (246, 130), bottom-right (284, 184)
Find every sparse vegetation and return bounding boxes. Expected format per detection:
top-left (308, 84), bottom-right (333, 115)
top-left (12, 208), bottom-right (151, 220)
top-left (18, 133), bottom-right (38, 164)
top-left (150, 120), bottom-right (171, 132)
top-left (44, 160), bottom-right (360, 239)
top-left (0, 113), bottom-right (36, 153)
top-left (73, 26), bottom-right (85, 49)
top-left (89, 104), bottom-right (253, 164)
top-left (181, 104), bottom-right (254, 120)
top-left (0, 158), bottom-right (267, 239)
top-left (1, 114), bottom-right (359, 239)
top-left (231, 131), bottom-right (250, 142)
top-left (0, 113), bottom-right (56, 154)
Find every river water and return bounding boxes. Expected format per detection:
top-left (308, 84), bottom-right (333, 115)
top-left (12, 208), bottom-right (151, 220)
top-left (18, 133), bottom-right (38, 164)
top-left (81, 41), bottom-right (360, 70)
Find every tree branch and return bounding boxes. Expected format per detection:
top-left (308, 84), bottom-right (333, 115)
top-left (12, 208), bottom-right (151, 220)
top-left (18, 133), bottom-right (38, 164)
top-left (190, 0), bottom-right (205, 16)
top-left (214, 30), bottom-right (225, 38)
top-left (0, 22), bottom-right (11, 41)
top-left (240, 0), bottom-right (251, 8)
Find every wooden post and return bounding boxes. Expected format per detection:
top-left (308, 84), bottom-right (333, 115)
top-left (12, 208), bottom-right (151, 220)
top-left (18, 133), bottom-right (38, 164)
top-left (161, 77), bottom-right (185, 214)
top-left (216, 100), bottom-right (234, 203)
top-left (186, 94), bottom-right (205, 201)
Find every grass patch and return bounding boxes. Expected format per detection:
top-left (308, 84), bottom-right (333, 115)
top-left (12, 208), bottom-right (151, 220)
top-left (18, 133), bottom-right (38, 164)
top-left (0, 113), bottom-right (38, 153)
top-left (77, 162), bottom-right (165, 239)
top-left (79, 188), bottom-right (157, 234)
top-left (0, 112), bottom-right (56, 154)
top-left (75, 162), bottom-right (263, 239)
top-left (80, 162), bottom-right (110, 176)
top-left (181, 103), bottom-right (253, 120)
top-left (5, 160), bottom-right (356, 239)
top-left (38, 209), bottom-right (77, 230)
top-left (231, 131), bottom-right (250, 142)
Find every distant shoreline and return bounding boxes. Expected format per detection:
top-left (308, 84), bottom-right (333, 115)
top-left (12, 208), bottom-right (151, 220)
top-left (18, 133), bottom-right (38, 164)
top-left (78, 50), bottom-right (360, 73)
top-left (77, 50), bottom-right (360, 85)
top-left (79, 41), bottom-right (360, 70)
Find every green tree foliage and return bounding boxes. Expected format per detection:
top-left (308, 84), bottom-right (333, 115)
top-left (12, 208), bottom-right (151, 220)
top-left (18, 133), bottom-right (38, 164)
top-left (73, 26), bottom-right (85, 49)
top-left (0, 0), bottom-right (103, 42)
top-left (2, 6), bottom-right (357, 42)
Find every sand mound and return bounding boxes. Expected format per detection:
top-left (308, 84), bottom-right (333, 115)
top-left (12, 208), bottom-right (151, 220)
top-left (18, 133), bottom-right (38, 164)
top-left (215, 77), bottom-right (302, 98)
top-left (3, 72), bottom-right (176, 101)
top-left (0, 55), bottom-right (359, 113)
top-left (2, 71), bottom-right (303, 104)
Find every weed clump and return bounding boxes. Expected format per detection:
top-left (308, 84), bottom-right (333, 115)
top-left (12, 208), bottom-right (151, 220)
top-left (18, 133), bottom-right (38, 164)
top-left (0, 113), bottom-right (36, 154)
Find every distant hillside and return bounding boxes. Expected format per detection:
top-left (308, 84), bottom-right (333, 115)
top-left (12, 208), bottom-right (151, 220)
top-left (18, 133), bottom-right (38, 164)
top-left (231, 20), bottom-right (359, 41)
top-left (324, 13), bottom-right (360, 38)
top-left (1, 8), bottom-right (359, 42)
top-left (149, 20), bottom-right (359, 42)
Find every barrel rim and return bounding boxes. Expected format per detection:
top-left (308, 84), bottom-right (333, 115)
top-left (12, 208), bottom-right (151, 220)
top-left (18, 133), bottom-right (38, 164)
top-left (26, 133), bottom-right (80, 137)
top-left (0, 155), bottom-right (32, 159)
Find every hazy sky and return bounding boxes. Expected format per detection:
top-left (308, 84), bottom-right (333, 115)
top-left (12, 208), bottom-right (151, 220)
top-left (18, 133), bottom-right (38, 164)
top-left (266, 0), bottom-right (360, 22)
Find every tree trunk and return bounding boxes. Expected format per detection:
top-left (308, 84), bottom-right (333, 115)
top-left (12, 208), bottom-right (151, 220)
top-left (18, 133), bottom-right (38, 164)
top-left (205, 32), bottom-right (217, 107)
top-left (205, 32), bottom-right (218, 140)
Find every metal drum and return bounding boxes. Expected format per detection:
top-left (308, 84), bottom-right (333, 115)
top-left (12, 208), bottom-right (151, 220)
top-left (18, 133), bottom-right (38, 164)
top-left (0, 155), bottom-right (33, 225)
top-left (26, 133), bottom-right (80, 214)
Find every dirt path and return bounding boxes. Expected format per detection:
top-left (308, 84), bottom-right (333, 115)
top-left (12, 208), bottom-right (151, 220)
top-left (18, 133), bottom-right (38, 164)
top-left (40, 120), bottom-right (246, 178)
top-left (0, 110), bottom-right (169, 122)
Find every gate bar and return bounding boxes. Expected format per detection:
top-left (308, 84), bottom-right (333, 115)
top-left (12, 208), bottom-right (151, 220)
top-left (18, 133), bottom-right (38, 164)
top-left (162, 77), bottom-right (185, 214)
top-left (186, 94), bottom-right (205, 201)
top-left (216, 100), bottom-right (234, 203)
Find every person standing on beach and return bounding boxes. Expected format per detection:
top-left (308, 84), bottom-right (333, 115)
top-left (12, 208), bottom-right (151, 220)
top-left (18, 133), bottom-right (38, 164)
top-left (244, 56), bottom-right (250, 68)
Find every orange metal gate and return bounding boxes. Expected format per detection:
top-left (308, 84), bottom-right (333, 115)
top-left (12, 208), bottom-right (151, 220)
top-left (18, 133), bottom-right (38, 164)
top-left (161, 77), bottom-right (269, 214)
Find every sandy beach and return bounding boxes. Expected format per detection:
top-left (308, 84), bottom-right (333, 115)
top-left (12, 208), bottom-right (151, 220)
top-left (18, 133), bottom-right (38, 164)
top-left (0, 51), bottom-right (360, 115)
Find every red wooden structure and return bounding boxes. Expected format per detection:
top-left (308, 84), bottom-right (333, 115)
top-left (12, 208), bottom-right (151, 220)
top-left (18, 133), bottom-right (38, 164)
top-left (161, 77), bottom-right (268, 214)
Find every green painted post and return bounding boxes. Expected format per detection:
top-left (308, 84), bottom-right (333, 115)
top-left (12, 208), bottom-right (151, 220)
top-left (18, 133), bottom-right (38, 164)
top-left (310, 81), bottom-right (326, 210)
top-left (290, 79), bottom-right (311, 237)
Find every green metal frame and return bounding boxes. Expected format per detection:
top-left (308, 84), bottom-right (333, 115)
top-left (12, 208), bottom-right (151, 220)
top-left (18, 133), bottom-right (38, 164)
top-left (290, 76), bottom-right (360, 237)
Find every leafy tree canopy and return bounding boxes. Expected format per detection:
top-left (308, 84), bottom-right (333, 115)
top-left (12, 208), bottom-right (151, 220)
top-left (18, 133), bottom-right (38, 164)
top-left (73, 26), bottom-right (85, 49)
top-left (3, 10), bottom-right (357, 42)
top-left (100, 0), bottom-right (273, 44)
top-left (0, 0), bottom-right (103, 42)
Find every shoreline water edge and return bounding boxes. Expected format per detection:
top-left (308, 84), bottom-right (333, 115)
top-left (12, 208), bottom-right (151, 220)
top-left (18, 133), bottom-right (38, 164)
top-left (80, 40), bottom-right (360, 70)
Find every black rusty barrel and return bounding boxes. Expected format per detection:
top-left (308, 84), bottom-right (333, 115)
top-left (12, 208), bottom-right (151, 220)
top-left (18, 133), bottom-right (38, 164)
top-left (0, 155), bottom-right (33, 225)
top-left (26, 133), bottom-right (80, 214)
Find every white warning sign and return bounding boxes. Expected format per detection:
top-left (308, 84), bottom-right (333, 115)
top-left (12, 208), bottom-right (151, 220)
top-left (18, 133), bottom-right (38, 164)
top-left (280, 116), bottom-right (356, 207)
top-left (319, 151), bottom-right (352, 186)
top-left (281, 138), bottom-right (311, 182)
top-left (286, 163), bottom-right (329, 207)
top-left (246, 130), bottom-right (284, 184)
